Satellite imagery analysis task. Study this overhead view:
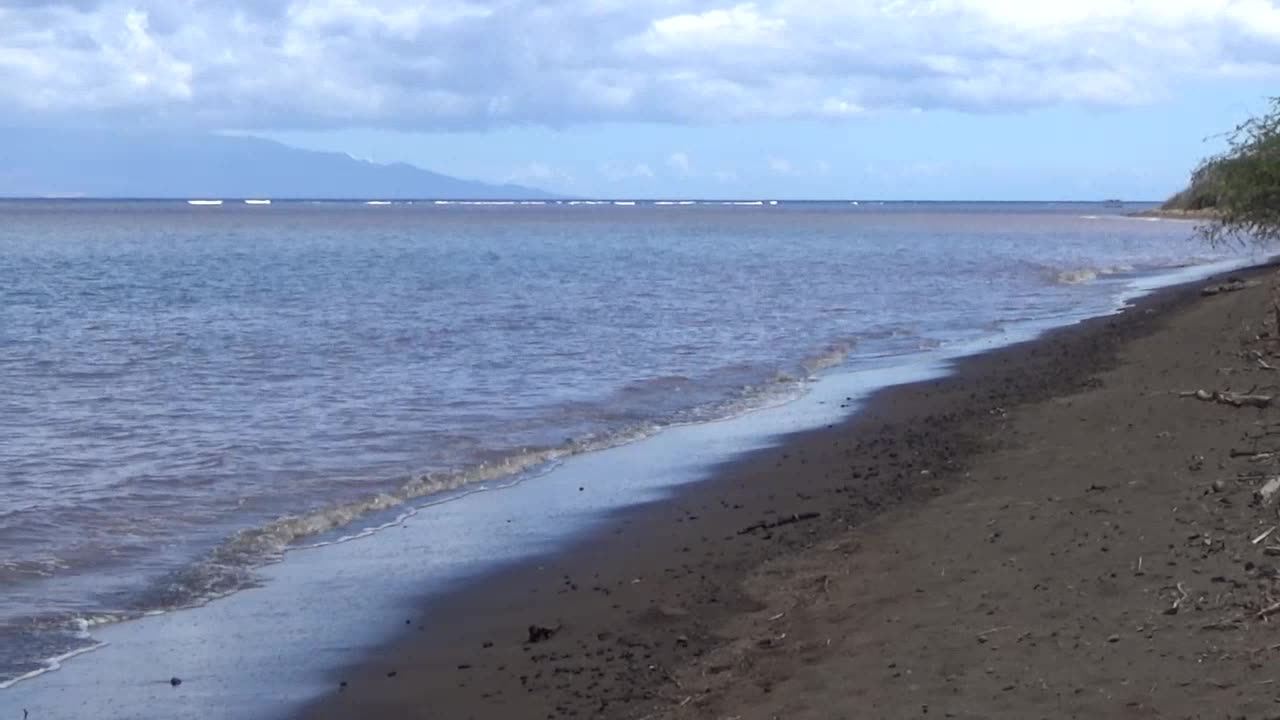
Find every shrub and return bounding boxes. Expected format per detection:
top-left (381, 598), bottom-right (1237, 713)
top-left (1195, 97), bottom-right (1280, 245)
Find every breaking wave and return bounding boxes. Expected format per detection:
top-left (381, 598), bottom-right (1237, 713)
top-left (0, 336), bottom-right (873, 689)
top-left (154, 343), bottom-right (858, 605)
top-left (1045, 264), bottom-right (1134, 285)
top-left (1040, 254), bottom-right (1231, 288)
top-left (0, 616), bottom-right (113, 690)
top-left (801, 339), bottom-right (857, 373)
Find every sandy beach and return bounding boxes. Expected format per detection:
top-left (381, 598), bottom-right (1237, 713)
top-left (7, 6), bottom-right (1280, 718)
top-left (295, 263), bottom-right (1280, 719)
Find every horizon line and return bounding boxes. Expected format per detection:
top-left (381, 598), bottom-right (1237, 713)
top-left (0, 197), bottom-right (1162, 204)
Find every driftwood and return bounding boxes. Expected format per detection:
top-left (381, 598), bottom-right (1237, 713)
top-left (738, 512), bottom-right (821, 536)
top-left (1250, 350), bottom-right (1280, 371)
top-left (1256, 478), bottom-right (1280, 506)
top-left (1181, 389), bottom-right (1274, 409)
top-left (1164, 583), bottom-right (1191, 615)
top-left (1201, 279), bottom-right (1260, 297)
top-left (1227, 450), bottom-right (1280, 464)
top-left (1272, 281), bottom-right (1280, 334)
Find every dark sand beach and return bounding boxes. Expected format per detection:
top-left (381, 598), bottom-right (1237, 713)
top-left (304, 263), bottom-right (1280, 720)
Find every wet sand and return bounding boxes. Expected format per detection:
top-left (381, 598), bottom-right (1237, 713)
top-left (303, 263), bottom-right (1280, 720)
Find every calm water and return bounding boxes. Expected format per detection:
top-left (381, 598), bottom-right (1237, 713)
top-left (0, 200), bottom-right (1234, 685)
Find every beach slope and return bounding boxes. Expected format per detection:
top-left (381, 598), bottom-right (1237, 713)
top-left (306, 265), bottom-right (1280, 719)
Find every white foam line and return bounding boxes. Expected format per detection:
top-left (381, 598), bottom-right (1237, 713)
top-left (0, 642), bottom-right (109, 690)
top-left (281, 382), bottom-right (811, 555)
top-left (0, 375), bottom-right (815, 692)
top-left (1, 370), bottom-right (811, 680)
top-left (295, 473), bottom-right (534, 551)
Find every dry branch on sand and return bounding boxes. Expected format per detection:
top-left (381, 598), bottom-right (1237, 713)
top-left (1248, 350), bottom-right (1280, 371)
top-left (1260, 601), bottom-right (1280, 620)
top-left (1180, 389), bottom-right (1274, 408)
top-left (738, 512), bottom-right (822, 536)
top-left (1201, 279), bottom-right (1260, 297)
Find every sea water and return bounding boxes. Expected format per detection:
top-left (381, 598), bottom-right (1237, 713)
top-left (0, 200), bottom-right (1246, 692)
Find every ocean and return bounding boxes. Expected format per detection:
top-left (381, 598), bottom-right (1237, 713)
top-left (0, 199), bottom-right (1244, 691)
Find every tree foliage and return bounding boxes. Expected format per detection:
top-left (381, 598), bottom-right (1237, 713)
top-left (1194, 97), bottom-right (1280, 246)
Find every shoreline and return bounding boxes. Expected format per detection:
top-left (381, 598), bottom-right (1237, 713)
top-left (8, 204), bottom-right (1194, 689)
top-left (0, 258), bottom-right (1263, 719)
top-left (303, 262), bottom-right (1280, 719)
top-left (1128, 207), bottom-right (1219, 220)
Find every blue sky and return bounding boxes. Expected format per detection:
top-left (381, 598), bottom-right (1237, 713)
top-left (265, 80), bottom-right (1270, 200)
top-left (4, 1), bottom-right (1280, 199)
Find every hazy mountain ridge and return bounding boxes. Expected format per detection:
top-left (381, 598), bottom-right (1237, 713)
top-left (0, 129), bottom-right (552, 200)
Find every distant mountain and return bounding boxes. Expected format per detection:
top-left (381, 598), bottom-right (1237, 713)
top-left (0, 128), bottom-right (553, 200)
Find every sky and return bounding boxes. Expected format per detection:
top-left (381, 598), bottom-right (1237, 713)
top-left (3, 1), bottom-right (1280, 199)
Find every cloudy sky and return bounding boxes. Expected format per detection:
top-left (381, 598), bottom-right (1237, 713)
top-left (3, 0), bottom-right (1279, 198)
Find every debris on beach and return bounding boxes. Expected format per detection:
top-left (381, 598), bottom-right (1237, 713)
top-left (1255, 477), bottom-right (1280, 505)
top-left (1201, 278), bottom-right (1260, 296)
top-left (1178, 388), bottom-right (1273, 408)
top-left (527, 624), bottom-right (559, 643)
top-left (737, 512), bottom-right (821, 536)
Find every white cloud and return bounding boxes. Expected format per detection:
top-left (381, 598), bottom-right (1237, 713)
top-left (862, 159), bottom-right (950, 180)
top-left (638, 4), bottom-right (787, 55)
top-left (667, 151), bottom-right (693, 175)
top-left (601, 162), bottom-right (656, 181)
top-left (1, 0), bottom-right (1279, 129)
top-left (503, 161), bottom-right (573, 185)
top-left (903, 160), bottom-right (947, 177)
top-left (769, 157), bottom-right (798, 175)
